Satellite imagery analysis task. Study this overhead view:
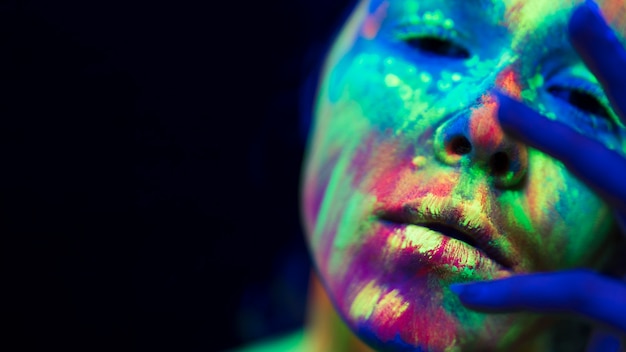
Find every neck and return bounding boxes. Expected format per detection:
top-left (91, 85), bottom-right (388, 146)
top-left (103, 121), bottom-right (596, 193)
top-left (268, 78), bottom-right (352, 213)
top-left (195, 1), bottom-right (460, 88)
top-left (302, 272), bottom-right (374, 352)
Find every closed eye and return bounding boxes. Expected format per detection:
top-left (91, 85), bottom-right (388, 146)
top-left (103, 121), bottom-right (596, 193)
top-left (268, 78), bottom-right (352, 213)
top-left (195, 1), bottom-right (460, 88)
top-left (403, 36), bottom-right (470, 59)
top-left (547, 86), bottom-right (611, 120)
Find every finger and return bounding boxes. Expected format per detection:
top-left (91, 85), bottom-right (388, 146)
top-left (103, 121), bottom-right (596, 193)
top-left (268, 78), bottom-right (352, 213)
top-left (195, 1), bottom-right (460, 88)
top-left (497, 92), bottom-right (626, 215)
top-left (586, 329), bottom-right (622, 352)
top-left (615, 210), bottom-right (626, 239)
top-left (449, 270), bottom-right (626, 333)
top-left (569, 0), bottom-right (626, 121)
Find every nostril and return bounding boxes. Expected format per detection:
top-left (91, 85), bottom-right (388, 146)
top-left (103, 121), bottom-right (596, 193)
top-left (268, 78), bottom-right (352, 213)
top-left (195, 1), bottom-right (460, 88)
top-left (490, 151), bottom-right (510, 175)
top-left (448, 136), bottom-right (472, 155)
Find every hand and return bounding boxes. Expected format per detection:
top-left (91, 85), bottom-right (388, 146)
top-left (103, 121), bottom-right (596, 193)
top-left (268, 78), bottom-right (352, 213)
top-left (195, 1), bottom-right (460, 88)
top-left (450, 1), bottom-right (626, 351)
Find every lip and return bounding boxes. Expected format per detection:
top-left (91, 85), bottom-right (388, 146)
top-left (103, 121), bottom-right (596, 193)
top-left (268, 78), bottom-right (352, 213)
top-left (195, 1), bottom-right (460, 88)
top-left (375, 196), bottom-right (516, 270)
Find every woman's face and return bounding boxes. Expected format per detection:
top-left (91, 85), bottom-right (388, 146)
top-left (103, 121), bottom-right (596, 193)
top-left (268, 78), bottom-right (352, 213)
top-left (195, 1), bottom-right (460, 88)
top-left (302, 0), bottom-right (626, 350)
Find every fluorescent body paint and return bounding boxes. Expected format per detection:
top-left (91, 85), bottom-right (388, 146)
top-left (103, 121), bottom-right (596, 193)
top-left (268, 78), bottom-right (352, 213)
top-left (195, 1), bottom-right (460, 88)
top-left (302, 0), bottom-right (626, 351)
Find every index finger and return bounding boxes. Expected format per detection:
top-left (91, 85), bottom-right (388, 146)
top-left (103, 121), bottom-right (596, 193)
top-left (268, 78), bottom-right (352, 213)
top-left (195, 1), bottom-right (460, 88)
top-left (497, 92), bottom-right (626, 214)
top-left (450, 270), bottom-right (626, 334)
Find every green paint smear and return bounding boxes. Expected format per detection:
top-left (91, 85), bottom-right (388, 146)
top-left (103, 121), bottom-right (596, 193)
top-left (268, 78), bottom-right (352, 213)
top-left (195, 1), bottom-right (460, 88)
top-left (498, 191), bottom-right (534, 234)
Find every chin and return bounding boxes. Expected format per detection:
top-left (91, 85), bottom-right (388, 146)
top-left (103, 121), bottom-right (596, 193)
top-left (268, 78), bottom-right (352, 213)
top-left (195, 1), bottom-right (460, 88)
top-left (310, 208), bottom-right (545, 352)
top-left (321, 247), bottom-right (542, 352)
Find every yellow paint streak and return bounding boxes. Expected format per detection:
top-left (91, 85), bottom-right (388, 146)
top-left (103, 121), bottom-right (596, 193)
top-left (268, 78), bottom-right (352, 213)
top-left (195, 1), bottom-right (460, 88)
top-left (349, 281), bottom-right (410, 327)
top-left (404, 226), bottom-right (443, 253)
top-left (461, 201), bottom-right (485, 231)
top-left (385, 73), bottom-right (401, 87)
top-left (349, 280), bottom-right (383, 320)
top-left (526, 150), bottom-right (563, 228)
top-left (411, 155), bottom-right (426, 167)
top-left (419, 193), bottom-right (447, 216)
top-left (505, 1), bottom-right (562, 49)
top-left (373, 289), bottom-right (409, 324)
top-left (442, 238), bottom-right (479, 268)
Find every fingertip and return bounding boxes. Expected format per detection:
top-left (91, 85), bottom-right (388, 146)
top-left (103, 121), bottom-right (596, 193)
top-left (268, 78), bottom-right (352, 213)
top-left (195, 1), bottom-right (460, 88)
top-left (450, 281), bottom-right (523, 314)
top-left (569, 0), bottom-right (604, 37)
top-left (491, 89), bottom-right (509, 103)
top-left (448, 283), bottom-right (464, 295)
top-left (493, 90), bottom-right (511, 117)
top-left (449, 282), bottom-right (491, 305)
top-left (493, 90), bottom-right (523, 133)
top-left (568, 0), bottom-right (614, 60)
top-left (584, 0), bottom-right (600, 9)
top-left (492, 89), bottom-right (520, 106)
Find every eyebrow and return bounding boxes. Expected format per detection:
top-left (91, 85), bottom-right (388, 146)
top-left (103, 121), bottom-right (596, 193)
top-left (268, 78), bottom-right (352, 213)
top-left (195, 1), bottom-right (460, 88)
top-left (438, 0), bottom-right (504, 26)
top-left (532, 23), bottom-right (578, 77)
top-left (468, 0), bottom-right (498, 10)
top-left (511, 7), bottom-right (572, 55)
top-left (447, 0), bottom-right (500, 14)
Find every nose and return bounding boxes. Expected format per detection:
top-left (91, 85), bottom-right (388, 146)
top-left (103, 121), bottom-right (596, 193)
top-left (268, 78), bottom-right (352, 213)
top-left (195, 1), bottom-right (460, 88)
top-left (433, 94), bottom-right (528, 188)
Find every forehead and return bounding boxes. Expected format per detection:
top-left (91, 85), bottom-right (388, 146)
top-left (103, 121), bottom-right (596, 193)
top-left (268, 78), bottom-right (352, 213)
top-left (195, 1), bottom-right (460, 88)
top-left (378, 0), bottom-right (626, 38)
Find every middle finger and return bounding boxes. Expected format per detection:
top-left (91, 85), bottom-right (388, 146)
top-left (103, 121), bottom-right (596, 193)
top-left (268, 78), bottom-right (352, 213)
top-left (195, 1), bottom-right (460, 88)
top-left (569, 0), bottom-right (626, 122)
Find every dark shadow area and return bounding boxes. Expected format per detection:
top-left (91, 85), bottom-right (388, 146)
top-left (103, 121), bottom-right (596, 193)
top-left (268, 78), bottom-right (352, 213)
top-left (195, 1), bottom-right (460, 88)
top-left (2, 0), bottom-right (351, 351)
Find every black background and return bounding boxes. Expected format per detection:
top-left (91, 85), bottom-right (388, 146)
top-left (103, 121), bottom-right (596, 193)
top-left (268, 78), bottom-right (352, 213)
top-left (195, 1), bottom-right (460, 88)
top-left (3, 0), bottom-right (353, 351)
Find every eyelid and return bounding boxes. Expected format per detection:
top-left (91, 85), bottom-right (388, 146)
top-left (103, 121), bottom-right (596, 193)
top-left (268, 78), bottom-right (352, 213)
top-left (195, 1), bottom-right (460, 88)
top-left (392, 22), bottom-right (468, 46)
top-left (543, 62), bottom-right (608, 103)
top-left (553, 79), bottom-right (607, 105)
top-left (547, 74), bottom-right (618, 121)
top-left (545, 77), bottom-right (622, 132)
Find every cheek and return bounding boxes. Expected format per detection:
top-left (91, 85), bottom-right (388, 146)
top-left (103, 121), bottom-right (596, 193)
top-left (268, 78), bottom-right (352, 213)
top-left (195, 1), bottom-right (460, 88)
top-left (329, 46), bottom-right (468, 135)
top-left (330, 52), bottom-right (412, 131)
top-left (349, 135), bottom-right (414, 194)
top-left (505, 150), bottom-right (614, 269)
top-left (549, 172), bottom-right (613, 267)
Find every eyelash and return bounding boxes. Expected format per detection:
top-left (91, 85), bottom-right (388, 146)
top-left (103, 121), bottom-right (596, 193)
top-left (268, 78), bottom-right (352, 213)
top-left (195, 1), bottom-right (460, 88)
top-left (545, 79), bottom-right (615, 131)
top-left (394, 25), bottom-right (471, 59)
top-left (391, 24), bottom-right (616, 133)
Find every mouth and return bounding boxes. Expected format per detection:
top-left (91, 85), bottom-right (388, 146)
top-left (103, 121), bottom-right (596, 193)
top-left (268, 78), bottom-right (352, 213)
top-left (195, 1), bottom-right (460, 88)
top-left (419, 222), bottom-right (481, 249)
top-left (376, 201), bottom-right (514, 270)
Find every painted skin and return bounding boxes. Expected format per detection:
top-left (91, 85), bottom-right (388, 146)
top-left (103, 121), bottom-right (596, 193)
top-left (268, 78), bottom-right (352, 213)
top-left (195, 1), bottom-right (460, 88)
top-left (302, 0), bottom-right (626, 351)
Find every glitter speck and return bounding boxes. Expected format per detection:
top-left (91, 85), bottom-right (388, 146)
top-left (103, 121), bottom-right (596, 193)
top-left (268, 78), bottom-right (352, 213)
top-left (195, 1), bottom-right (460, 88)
top-left (385, 73), bottom-right (401, 87)
top-left (424, 10), bottom-right (443, 23)
top-left (399, 85), bottom-right (412, 100)
top-left (451, 73), bottom-right (462, 82)
top-left (412, 156), bottom-right (427, 167)
top-left (437, 80), bottom-right (452, 91)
